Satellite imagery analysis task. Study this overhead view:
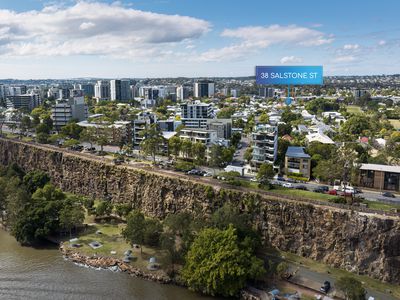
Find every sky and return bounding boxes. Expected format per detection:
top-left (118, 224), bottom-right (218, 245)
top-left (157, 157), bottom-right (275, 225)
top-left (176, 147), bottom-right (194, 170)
top-left (0, 0), bottom-right (399, 79)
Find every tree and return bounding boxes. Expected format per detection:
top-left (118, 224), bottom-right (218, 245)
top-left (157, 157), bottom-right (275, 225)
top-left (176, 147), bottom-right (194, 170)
top-left (36, 132), bottom-right (49, 144)
top-left (114, 203), bottom-right (131, 218)
top-left (11, 184), bottom-right (65, 245)
top-left (259, 112), bottom-right (269, 124)
top-left (59, 200), bottom-right (85, 237)
top-left (23, 170), bottom-right (50, 194)
top-left (36, 123), bottom-right (51, 135)
top-left (20, 116), bottom-right (32, 136)
top-left (182, 225), bottom-right (265, 297)
top-left (192, 142), bottom-right (206, 165)
top-left (336, 276), bottom-right (366, 300)
top-left (341, 115), bottom-right (371, 136)
top-left (230, 132), bottom-right (242, 148)
top-left (276, 262), bottom-right (289, 279)
top-left (80, 127), bottom-right (97, 148)
top-left (181, 139), bottom-right (193, 159)
top-left (208, 144), bottom-right (222, 168)
top-left (168, 136), bottom-right (182, 157)
top-left (61, 121), bottom-right (83, 139)
top-left (123, 210), bottom-right (146, 252)
top-left (140, 124), bottom-right (164, 162)
top-left (221, 147), bottom-right (235, 165)
top-left (244, 147), bottom-right (253, 163)
top-left (257, 163), bottom-right (274, 180)
top-left (143, 218), bottom-right (162, 247)
top-left (96, 200), bottom-right (113, 216)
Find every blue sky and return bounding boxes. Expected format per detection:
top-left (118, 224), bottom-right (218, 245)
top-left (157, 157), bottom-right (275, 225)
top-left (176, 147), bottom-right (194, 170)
top-left (0, 0), bottom-right (399, 78)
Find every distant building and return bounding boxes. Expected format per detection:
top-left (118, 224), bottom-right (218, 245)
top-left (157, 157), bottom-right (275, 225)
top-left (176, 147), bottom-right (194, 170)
top-left (359, 164), bottom-right (399, 192)
top-left (6, 93), bottom-right (41, 111)
top-left (352, 88), bottom-right (369, 99)
top-left (180, 128), bottom-right (218, 145)
top-left (94, 80), bottom-right (110, 101)
top-left (207, 119), bottom-right (232, 139)
top-left (251, 124), bottom-right (278, 170)
top-left (132, 112), bottom-right (157, 148)
top-left (284, 146), bottom-right (311, 179)
top-left (194, 80), bottom-right (215, 98)
top-left (110, 80), bottom-right (130, 102)
top-left (180, 101), bottom-right (214, 129)
top-left (230, 89), bottom-right (239, 98)
top-left (157, 119), bottom-right (181, 132)
top-left (79, 83), bottom-right (95, 97)
top-left (259, 87), bottom-right (275, 98)
top-left (177, 85), bottom-right (190, 101)
top-left (51, 93), bottom-right (88, 129)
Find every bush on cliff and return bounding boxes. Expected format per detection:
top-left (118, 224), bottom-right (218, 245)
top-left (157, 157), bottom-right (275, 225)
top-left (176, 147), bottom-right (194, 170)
top-left (336, 276), bottom-right (366, 300)
top-left (182, 225), bottom-right (265, 297)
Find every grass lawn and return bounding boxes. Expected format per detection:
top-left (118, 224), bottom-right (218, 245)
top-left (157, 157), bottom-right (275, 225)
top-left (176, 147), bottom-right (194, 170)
top-left (64, 222), bottom-right (170, 275)
top-left (268, 186), bottom-right (339, 202)
top-left (389, 119), bottom-right (400, 130)
top-left (280, 250), bottom-right (400, 299)
top-left (347, 105), bottom-right (362, 114)
top-left (362, 199), bottom-right (400, 212)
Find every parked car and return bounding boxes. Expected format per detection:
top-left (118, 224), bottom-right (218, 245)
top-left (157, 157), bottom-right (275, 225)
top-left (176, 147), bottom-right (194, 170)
top-left (314, 187), bottom-right (326, 193)
top-left (382, 192), bottom-right (396, 198)
top-left (296, 185), bottom-right (308, 190)
top-left (250, 177), bottom-right (258, 182)
top-left (320, 186), bottom-right (329, 192)
top-left (328, 190), bottom-right (337, 195)
top-left (286, 178), bottom-right (296, 183)
top-left (320, 281), bottom-right (331, 294)
top-left (282, 182), bottom-right (293, 188)
top-left (203, 172), bottom-right (212, 177)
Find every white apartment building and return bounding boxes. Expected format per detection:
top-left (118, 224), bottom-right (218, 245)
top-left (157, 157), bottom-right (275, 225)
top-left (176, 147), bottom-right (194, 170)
top-left (251, 124), bottom-right (278, 170)
top-left (94, 80), bottom-right (110, 101)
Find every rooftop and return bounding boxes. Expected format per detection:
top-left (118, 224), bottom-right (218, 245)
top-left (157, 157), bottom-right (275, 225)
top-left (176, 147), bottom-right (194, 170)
top-left (360, 163), bottom-right (400, 173)
top-left (285, 146), bottom-right (311, 159)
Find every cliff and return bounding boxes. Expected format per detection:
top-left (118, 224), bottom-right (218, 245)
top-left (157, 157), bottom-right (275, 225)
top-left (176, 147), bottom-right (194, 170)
top-left (0, 138), bottom-right (399, 284)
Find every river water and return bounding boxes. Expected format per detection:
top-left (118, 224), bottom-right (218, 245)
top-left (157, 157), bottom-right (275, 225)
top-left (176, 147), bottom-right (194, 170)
top-left (0, 229), bottom-right (218, 300)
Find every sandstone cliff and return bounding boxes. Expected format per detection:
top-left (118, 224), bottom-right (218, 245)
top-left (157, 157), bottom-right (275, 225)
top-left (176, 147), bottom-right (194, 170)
top-left (0, 138), bottom-right (399, 284)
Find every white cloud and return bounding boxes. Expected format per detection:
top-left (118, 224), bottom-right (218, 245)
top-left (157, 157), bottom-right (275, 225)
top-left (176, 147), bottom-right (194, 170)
top-left (378, 40), bottom-right (386, 46)
top-left (280, 56), bottom-right (303, 64)
top-left (79, 22), bottom-right (96, 31)
top-left (200, 24), bottom-right (333, 62)
top-left (343, 44), bottom-right (359, 50)
top-left (0, 1), bottom-right (210, 58)
top-left (333, 55), bottom-right (357, 63)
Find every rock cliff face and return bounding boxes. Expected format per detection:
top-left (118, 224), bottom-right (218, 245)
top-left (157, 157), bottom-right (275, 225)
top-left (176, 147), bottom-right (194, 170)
top-left (0, 138), bottom-right (399, 284)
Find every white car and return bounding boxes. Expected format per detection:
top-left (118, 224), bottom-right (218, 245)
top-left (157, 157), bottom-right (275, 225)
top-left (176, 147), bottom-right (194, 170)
top-left (282, 182), bottom-right (293, 188)
top-left (250, 177), bottom-right (258, 182)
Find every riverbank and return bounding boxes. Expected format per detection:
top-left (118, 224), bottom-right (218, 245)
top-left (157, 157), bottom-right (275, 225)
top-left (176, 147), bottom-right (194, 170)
top-left (60, 242), bottom-right (173, 284)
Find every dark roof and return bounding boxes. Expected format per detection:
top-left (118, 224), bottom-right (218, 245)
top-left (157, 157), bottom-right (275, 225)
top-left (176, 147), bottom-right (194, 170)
top-left (285, 146), bottom-right (310, 159)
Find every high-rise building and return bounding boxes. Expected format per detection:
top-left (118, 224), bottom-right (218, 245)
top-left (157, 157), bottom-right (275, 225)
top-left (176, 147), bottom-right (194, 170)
top-left (79, 83), bottom-right (95, 97)
top-left (251, 124), bottom-right (278, 170)
top-left (194, 80), bottom-right (215, 98)
top-left (94, 80), bottom-right (110, 100)
top-left (177, 85), bottom-right (190, 101)
top-left (110, 80), bottom-right (130, 102)
top-left (259, 87), bottom-right (275, 98)
top-left (51, 91), bottom-right (88, 129)
top-left (6, 93), bottom-right (41, 111)
top-left (180, 100), bottom-right (214, 128)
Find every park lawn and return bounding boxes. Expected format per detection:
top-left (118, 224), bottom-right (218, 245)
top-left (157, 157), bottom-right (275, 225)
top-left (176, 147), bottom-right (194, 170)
top-left (65, 222), bottom-right (170, 275)
top-left (362, 199), bottom-right (400, 212)
top-left (389, 119), bottom-right (400, 130)
top-left (21, 136), bottom-right (33, 142)
top-left (269, 186), bottom-right (339, 201)
top-left (280, 250), bottom-right (400, 299)
top-left (347, 105), bottom-right (362, 114)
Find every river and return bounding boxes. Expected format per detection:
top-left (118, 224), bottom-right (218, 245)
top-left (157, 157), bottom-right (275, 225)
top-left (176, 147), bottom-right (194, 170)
top-left (0, 229), bottom-right (219, 300)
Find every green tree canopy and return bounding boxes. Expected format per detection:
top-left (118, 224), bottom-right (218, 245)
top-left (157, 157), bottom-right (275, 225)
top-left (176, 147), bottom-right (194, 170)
top-left (182, 225), bottom-right (265, 297)
top-left (336, 276), bottom-right (366, 300)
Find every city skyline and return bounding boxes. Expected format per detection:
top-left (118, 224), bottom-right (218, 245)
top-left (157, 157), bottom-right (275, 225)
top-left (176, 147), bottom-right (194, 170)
top-left (0, 0), bottom-right (399, 79)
